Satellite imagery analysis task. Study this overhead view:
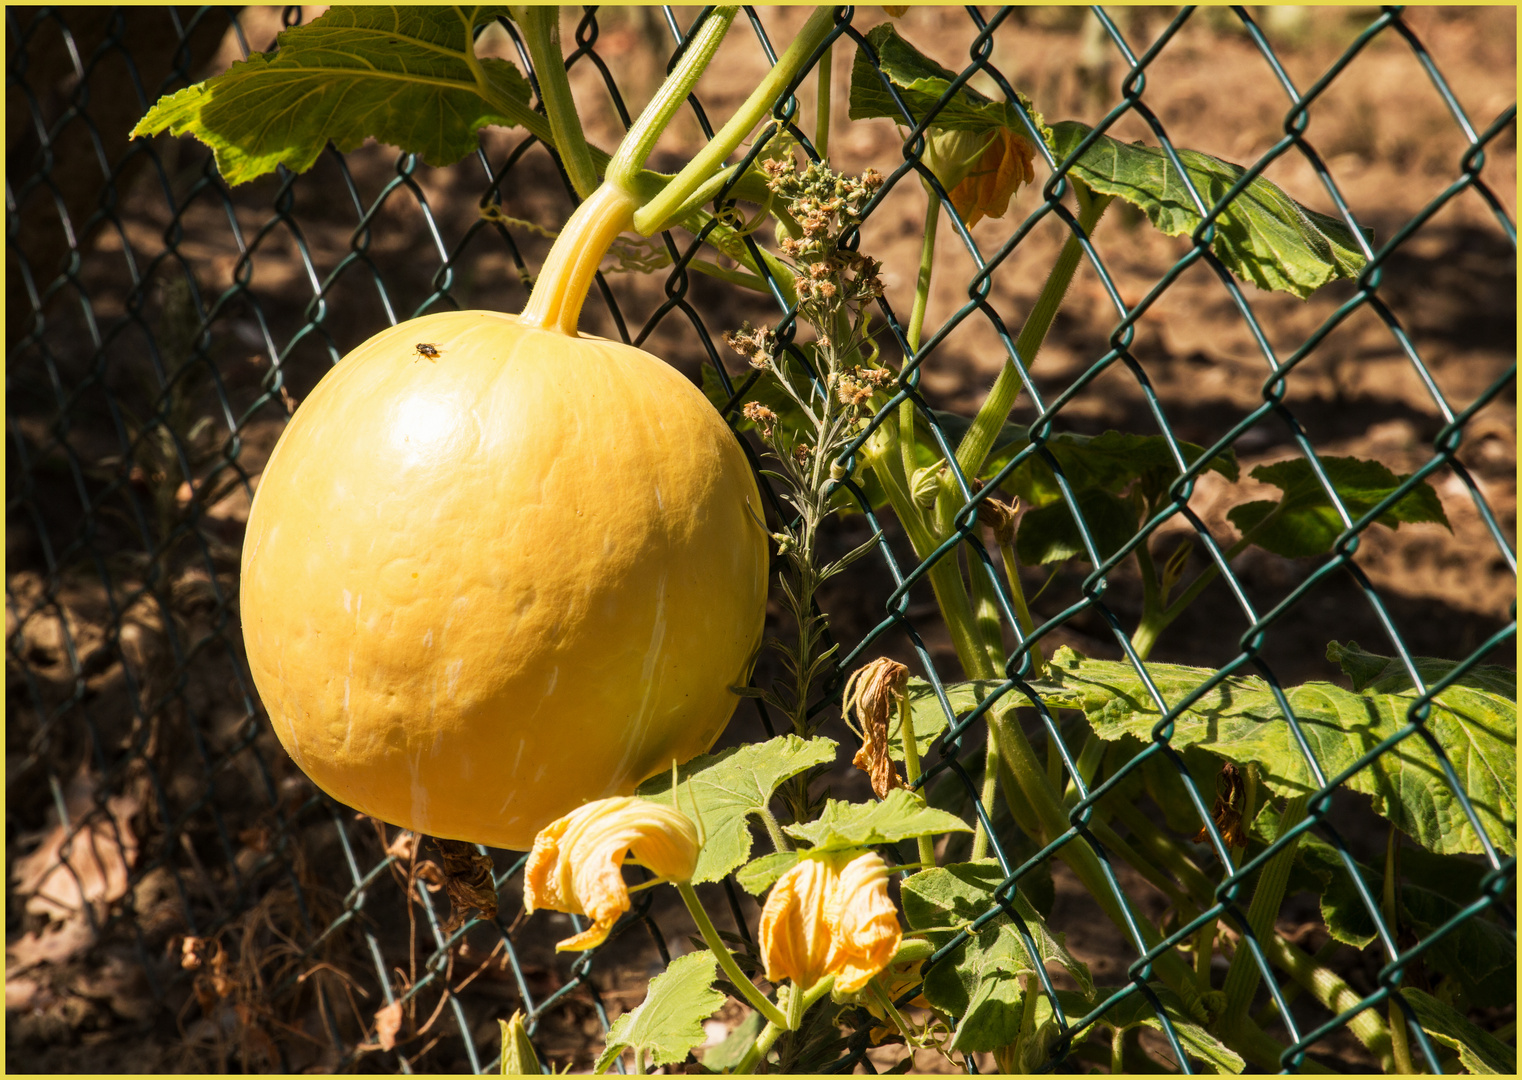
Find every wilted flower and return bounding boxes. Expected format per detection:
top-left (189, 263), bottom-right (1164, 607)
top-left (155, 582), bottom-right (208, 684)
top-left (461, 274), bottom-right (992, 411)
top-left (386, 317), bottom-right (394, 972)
top-left (979, 495), bottom-right (1019, 547)
top-left (843, 658), bottom-right (910, 798)
top-left (524, 796), bottom-right (698, 952)
top-left (758, 850), bottom-right (902, 993)
top-left (947, 127), bottom-right (1037, 227)
top-left (926, 126), bottom-right (1037, 228)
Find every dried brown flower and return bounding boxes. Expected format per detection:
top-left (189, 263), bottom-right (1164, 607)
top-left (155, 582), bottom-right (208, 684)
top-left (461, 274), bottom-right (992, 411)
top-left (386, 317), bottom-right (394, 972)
top-left (843, 657), bottom-right (910, 798)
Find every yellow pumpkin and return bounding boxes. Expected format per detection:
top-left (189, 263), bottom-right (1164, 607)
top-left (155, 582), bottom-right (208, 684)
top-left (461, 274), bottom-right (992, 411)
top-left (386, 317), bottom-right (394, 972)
top-left (240, 302), bottom-right (768, 851)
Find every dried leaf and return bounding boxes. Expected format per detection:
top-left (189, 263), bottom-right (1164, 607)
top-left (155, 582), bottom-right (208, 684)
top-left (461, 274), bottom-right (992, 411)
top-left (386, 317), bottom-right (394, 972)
top-left (1194, 761), bottom-right (1248, 848)
top-left (386, 830), bottom-right (418, 861)
top-left (4, 919), bottom-right (95, 975)
top-left (844, 659), bottom-right (909, 799)
top-left (374, 999), bottom-right (405, 1052)
top-left (10, 774), bottom-right (141, 923)
top-left (431, 837), bottom-right (498, 930)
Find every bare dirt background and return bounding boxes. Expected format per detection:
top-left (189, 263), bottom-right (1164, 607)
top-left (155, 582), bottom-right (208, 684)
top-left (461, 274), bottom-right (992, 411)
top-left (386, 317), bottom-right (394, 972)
top-left (6, 5), bottom-right (1514, 1074)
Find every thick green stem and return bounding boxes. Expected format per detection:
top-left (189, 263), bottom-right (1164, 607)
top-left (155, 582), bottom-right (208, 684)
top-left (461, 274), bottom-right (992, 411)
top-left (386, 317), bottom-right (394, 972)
top-left (1220, 796), bottom-right (1309, 1028)
top-left (966, 543), bottom-right (1009, 664)
top-left (899, 698), bottom-right (937, 868)
top-left (954, 186), bottom-right (1113, 480)
top-left (970, 726), bottom-right (1002, 861)
top-left (814, 39), bottom-right (832, 161)
top-left (1263, 931), bottom-right (1394, 1070)
top-left (518, 183), bottom-right (638, 335)
top-left (1194, 920), bottom-right (1216, 988)
top-left (902, 191), bottom-right (940, 484)
top-left (606, 6), bottom-right (739, 192)
top-left (987, 714), bottom-right (1214, 1028)
top-left (997, 538), bottom-right (1044, 679)
top-left (868, 978), bottom-right (915, 1043)
top-left (1104, 799), bottom-right (1217, 906)
top-left (733, 975), bottom-right (836, 1074)
top-left (1132, 540), bottom-right (1166, 661)
top-left (1384, 827), bottom-right (1418, 1074)
top-left (860, 435), bottom-right (993, 681)
top-left (756, 806), bottom-right (792, 854)
top-left (677, 881), bottom-right (787, 1029)
top-left (513, 7), bottom-right (599, 200)
top-left (633, 6), bottom-right (836, 234)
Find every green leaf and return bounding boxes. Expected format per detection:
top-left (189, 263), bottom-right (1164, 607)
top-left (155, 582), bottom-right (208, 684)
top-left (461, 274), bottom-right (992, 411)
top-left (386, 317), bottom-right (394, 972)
top-left (1036, 646), bottom-right (1516, 857)
top-left (783, 788), bottom-right (971, 850)
top-left (132, 6), bottom-right (536, 185)
top-left (918, 413), bottom-right (1238, 508)
top-left (848, 24), bottom-right (1051, 144)
top-left (1014, 488), bottom-right (1138, 566)
top-left (594, 950), bottom-right (725, 1074)
top-left (1228, 456), bottom-right (1451, 558)
top-left (1090, 985), bottom-right (1247, 1073)
top-left (1049, 120), bottom-right (1370, 298)
top-left (902, 860), bottom-right (1093, 1052)
top-left (1400, 987), bottom-right (1517, 1075)
top-left (896, 677), bottom-right (1010, 763)
top-left (699, 1010), bottom-right (765, 1072)
top-left (1274, 826), bottom-right (1515, 1006)
top-left (1328, 640), bottom-right (1516, 699)
top-left (637, 735), bottom-right (837, 883)
top-left (735, 851), bottom-right (799, 896)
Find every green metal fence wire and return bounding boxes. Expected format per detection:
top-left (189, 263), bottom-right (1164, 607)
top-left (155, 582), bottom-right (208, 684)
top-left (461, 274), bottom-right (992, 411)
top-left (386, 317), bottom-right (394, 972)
top-left (6, 4), bottom-right (1514, 1074)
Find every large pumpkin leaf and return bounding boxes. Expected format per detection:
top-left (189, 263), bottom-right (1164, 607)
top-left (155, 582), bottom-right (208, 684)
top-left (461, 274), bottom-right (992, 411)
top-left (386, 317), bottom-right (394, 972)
top-left (1228, 456), bottom-right (1450, 558)
top-left (922, 412), bottom-right (1238, 507)
top-left (132, 6), bottom-right (540, 184)
top-left (637, 735), bottom-right (836, 883)
top-left (902, 860), bottom-right (1092, 1052)
top-left (1032, 646), bottom-right (1516, 857)
top-left (593, 950), bottom-right (725, 1074)
top-left (784, 788), bottom-right (971, 850)
top-left (847, 24), bottom-right (1050, 142)
top-left (1049, 120), bottom-right (1370, 298)
top-left (1014, 488), bottom-right (1138, 567)
top-left (1399, 987), bottom-right (1517, 1075)
top-left (1270, 824), bottom-right (1515, 1007)
top-left (896, 677), bottom-right (1008, 763)
top-left (736, 790), bottom-right (970, 895)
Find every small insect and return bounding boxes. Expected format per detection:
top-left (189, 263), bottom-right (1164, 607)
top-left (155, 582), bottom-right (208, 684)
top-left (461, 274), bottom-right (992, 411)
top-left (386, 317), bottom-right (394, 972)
top-left (414, 342), bottom-right (442, 362)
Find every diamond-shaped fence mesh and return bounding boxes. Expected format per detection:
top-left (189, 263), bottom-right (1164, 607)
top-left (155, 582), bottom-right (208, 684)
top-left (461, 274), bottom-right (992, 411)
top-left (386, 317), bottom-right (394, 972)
top-left (6, 4), bottom-right (1515, 1074)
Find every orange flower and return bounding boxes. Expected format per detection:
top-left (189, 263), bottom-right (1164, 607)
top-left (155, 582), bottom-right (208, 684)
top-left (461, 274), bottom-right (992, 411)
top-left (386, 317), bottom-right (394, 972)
top-left (947, 127), bottom-right (1037, 227)
top-left (524, 796), bottom-right (698, 952)
top-left (758, 854), bottom-right (840, 990)
top-left (828, 853), bottom-right (902, 992)
top-left (758, 851), bottom-right (902, 993)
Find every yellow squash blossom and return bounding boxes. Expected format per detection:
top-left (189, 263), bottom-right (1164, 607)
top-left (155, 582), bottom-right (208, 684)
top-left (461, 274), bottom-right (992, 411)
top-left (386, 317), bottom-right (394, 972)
top-left (524, 796), bottom-right (699, 952)
top-left (759, 851), bottom-right (902, 994)
top-left (947, 127), bottom-right (1037, 227)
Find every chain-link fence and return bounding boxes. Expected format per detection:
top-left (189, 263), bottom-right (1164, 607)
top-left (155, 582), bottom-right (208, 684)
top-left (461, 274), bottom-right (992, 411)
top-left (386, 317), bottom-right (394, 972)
top-left (7, 5), bottom-right (1515, 1074)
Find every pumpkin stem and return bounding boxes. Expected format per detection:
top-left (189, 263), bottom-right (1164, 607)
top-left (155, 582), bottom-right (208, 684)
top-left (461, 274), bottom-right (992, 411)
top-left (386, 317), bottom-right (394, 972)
top-left (518, 182), bottom-right (638, 336)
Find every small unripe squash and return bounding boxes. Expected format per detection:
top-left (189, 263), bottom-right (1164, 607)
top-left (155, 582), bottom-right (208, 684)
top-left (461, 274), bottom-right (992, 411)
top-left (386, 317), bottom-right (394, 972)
top-left (241, 307), bottom-right (768, 850)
